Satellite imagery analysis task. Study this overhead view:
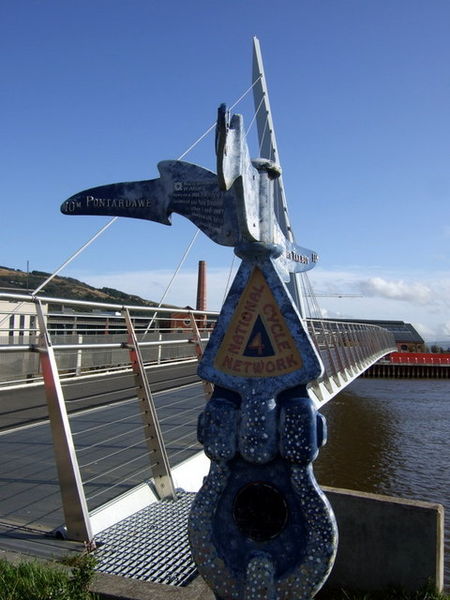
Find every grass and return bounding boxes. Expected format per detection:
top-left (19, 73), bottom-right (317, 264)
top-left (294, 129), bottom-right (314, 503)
top-left (318, 584), bottom-right (450, 600)
top-left (0, 554), bottom-right (448, 600)
top-left (0, 553), bottom-right (98, 600)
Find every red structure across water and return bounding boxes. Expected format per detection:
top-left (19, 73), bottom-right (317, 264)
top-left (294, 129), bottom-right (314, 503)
top-left (390, 352), bottom-right (450, 365)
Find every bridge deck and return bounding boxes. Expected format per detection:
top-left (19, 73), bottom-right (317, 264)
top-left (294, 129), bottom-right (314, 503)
top-left (0, 293), bottom-right (396, 573)
top-left (0, 381), bottom-right (204, 559)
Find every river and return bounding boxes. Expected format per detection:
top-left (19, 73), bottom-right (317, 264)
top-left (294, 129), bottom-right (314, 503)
top-left (314, 378), bottom-right (449, 589)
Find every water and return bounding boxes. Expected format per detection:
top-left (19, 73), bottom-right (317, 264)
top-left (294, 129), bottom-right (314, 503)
top-left (314, 378), bottom-right (449, 589)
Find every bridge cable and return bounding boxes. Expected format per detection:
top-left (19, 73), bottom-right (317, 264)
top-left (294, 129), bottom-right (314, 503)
top-left (244, 93), bottom-right (265, 138)
top-left (0, 76), bottom-right (264, 386)
top-left (45, 78), bottom-right (265, 303)
top-left (300, 272), bottom-right (322, 320)
top-left (141, 75), bottom-right (264, 324)
top-left (178, 75), bottom-right (262, 160)
top-left (139, 228), bottom-right (200, 338)
top-left (0, 219), bottom-right (118, 329)
top-left (221, 254), bottom-right (236, 306)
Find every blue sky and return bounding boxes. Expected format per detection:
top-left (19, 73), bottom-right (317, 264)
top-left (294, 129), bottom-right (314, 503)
top-left (1, 1), bottom-right (449, 340)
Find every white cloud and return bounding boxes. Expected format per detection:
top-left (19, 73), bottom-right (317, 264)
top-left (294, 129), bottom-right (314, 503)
top-left (442, 321), bottom-right (450, 336)
top-left (308, 268), bottom-right (450, 341)
top-left (413, 322), bottom-right (437, 340)
top-left (69, 265), bottom-right (450, 342)
top-left (358, 277), bottom-right (432, 305)
top-left (73, 266), bottom-right (238, 312)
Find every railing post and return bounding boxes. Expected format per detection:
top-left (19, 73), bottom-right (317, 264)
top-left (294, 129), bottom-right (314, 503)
top-left (319, 319), bottom-right (339, 378)
top-left (75, 334), bottom-right (83, 376)
top-left (155, 330), bottom-right (162, 365)
top-left (360, 325), bottom-right (371, 356)
top-left (330, 322), bottom-right (349, 375)
top-left (350, 324), bottom-right (364, 365)
top-left (122, 308), bottom-right (176, 500)
top-left (341, 323), bottom-right (356, 374)
top-left (309, 319), bottom-right (337, 393)
top-left (188, 311), bottom-right (213, 400)
top-left (34, 299), bottom-right (93, 542)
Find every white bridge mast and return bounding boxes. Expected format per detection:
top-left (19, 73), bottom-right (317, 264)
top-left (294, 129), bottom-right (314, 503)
top-left (252, 37), bottom-right (307, 317)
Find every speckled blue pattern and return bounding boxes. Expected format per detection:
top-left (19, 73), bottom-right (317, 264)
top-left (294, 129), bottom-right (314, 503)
top-left (189, 255), bottom-right (338, 599)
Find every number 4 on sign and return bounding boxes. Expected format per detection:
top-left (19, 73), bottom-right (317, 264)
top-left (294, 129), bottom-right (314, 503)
top-left (247, 333), bottom-right (265, 355)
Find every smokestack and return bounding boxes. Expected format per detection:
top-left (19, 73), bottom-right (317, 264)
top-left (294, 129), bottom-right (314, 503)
top-left (196, 260), bottom-right (207, 311)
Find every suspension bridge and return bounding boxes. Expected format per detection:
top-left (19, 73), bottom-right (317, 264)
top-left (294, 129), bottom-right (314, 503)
top-left (0, 37), bottom-right (396, 594)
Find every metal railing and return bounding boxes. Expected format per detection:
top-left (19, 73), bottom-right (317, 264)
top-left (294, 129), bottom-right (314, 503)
top-left (0, 292), bottom-right (395, 541)
top-left (0, 293), bottom-right (214, 387)
top-left (0, 292), bottom-right (214, 542)
top-left (306, 318), bottom-right (396, 404)
top-left (0, 294), bottom-right (395, 391)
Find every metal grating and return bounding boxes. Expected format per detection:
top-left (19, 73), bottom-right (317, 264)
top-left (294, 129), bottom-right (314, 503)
top-left (94, 491), bottom-right (197, 586)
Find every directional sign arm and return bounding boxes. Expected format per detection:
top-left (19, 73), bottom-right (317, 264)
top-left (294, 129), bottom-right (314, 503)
top-left (158, 160), bottom-right (240, 246)
top-left (61, 178), bottom-right (170, 223)
top-left (61, 161), bottom-right (242, 247)
top-left (61, 100), bottom-right (319, 278)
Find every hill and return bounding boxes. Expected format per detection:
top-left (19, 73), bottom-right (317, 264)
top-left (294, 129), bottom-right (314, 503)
top-left (0, 266), bottom-right (164, 308)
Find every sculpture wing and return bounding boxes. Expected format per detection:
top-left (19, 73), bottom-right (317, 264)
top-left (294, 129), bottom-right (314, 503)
top-left (61, 161), bottom-right (242, 247)
top-left (61, 178), bottom-right (171, 224)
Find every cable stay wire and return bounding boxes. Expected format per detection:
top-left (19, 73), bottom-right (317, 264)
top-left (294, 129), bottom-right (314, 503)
top-left (79, 434), bottom-right (148, 470)
top-left (85, 464), bottom-right (152, 503)
top-left (0, 218), bottom-right (118, 329)
top-left (0, 76), bottom-right (263, 339)
top-left (245, 93), bottom-right (265, 139)
top-left (82, 448), bottom-right (151, 485)
top-left (0, 75), bottom-right (263, 335)
top-left (178, 76), bottom-right (262, 162)
top-left (142, 76), bottom-right (263, 323)
top-left (299, 272), bottom-right (322, 320)
top-left (222, 254), bottom-right (236, 306)
top-left (140, 228), bottom-right (200, 338)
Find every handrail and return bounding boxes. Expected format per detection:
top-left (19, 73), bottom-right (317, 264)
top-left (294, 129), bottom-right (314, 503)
top-left (0, 292), bottom-right (212, 316)
top-left (305, 317), bottom-right (396, 404)
top-left (0, 292), bottom-right (396, 403)
top-left (0, 337), bottom-right (210, 353)
top-left (0, 291), bottom-right (396, 541)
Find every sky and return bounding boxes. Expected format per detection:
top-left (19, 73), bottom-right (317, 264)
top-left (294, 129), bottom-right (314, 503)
top-left (1, 1), bottom-right (449, 341)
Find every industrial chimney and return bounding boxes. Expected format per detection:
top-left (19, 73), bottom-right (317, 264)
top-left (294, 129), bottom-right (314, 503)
top-left (196, 260), bottom-right (207, 311)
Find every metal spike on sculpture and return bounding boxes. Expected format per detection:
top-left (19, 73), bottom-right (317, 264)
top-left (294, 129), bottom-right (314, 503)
top-left (61, 37), bottom-right (338, 600)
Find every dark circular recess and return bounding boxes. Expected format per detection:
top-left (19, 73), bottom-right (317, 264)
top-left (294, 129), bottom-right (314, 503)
top-left (232, 481), bottom-right (288, 542)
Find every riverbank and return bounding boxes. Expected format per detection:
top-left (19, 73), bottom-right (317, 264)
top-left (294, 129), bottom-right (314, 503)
top-left (316, 378), bottom-right (449, 589)
top-left (362, 363), bottom-right (450, 378)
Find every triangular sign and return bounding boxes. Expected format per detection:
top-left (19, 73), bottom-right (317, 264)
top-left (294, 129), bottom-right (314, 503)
top-left (243, 316), bottom-right (275, 357)
top-left (214, 267), bottom-right (303, 378)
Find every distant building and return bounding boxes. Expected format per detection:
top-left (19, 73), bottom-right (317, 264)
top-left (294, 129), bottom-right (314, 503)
top-left (0, 299), bottom-right (44, 342)
top-left (329, 318), bottom-right (425, 353)
top-left (170, 306), bottom-right (197, 331)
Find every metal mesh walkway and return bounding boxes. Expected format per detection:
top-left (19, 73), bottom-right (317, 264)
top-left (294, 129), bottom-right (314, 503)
top-left (94, 491), bottom-right (197, 586)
